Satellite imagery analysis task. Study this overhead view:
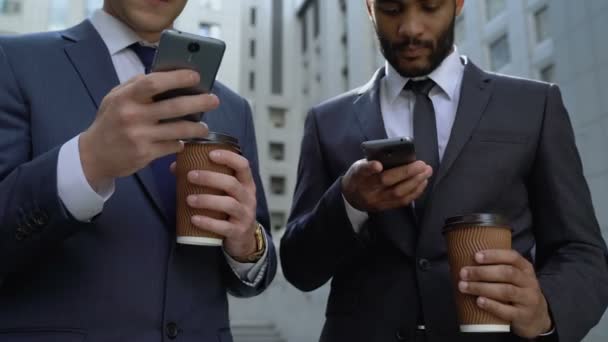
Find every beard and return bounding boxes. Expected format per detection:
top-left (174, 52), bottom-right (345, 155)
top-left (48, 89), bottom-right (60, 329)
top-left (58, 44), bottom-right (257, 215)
top-left (375, 15), bottom-right (456, 78)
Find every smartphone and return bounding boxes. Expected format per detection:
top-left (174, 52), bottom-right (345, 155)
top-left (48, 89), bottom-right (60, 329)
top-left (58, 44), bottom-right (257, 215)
top-left (151, 29), bottom-right (226, 122)
top-left (361, 137), bottom-right (416, 169)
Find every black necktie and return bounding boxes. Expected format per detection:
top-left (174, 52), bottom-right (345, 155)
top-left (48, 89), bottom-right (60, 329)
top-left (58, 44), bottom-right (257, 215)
top-left (129, 43), bottom-right (177, 221)
top-left (405, 79), bottom-right (439, 221)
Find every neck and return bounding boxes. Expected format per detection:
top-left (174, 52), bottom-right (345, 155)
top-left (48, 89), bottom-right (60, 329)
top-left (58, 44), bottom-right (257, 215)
top-left (102, 5), bottom-right (167, 43)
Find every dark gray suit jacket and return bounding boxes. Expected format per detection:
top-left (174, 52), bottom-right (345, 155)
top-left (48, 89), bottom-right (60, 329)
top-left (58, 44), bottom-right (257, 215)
top-left (281, 63), bottom-right (608, 342)
top-left (0, 20), bottom-right (276, 342)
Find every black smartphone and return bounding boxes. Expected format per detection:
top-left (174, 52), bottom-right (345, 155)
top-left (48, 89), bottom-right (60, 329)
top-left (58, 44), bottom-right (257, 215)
top-left (361, 137), bottom-right (416, 169)
top-left (151, 29), bottom-right (226, 122)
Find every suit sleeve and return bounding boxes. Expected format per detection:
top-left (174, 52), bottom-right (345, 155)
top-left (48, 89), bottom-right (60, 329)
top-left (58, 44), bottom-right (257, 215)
top-left (280, 110), bottom-right (368, 292)
top-left (0, 43), bottom-right (89, 284)
top-left (532, 84), bottom-right (608, 342)
top-left (222, 97), bottom-right (277, 297)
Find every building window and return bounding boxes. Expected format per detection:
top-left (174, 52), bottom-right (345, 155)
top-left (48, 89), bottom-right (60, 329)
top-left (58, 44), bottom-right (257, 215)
top-left (540, 64), bottom-right (555, 83)
top-left (199, 23), bottom-right (222, 39)
top-left (270, 176), bottom-right (286, 195)
top-left (250, 7), bottom-right (256, 26)
top-left (300, 15), bottom-right (308, 52)
top-left (313, 0), bottom-right (320, 38)
top-left (485, 0), bottom-right (505, 21)
top-left (534, 6), bottom-right (550, 44)
top-left (270, 211), bottom-right (286, 231)
top-left (250, 39), bottom-right (256, 58)
top-left (269, 142), bottom-right (285, 161)
top-left (271, 0), bottom-right (284, 95)
top-left (249, 71), bottom-right (255, 91)
top-left (0, 0), bottom-right (21, 15)
top-left (269, 107), bottom-right (286, 128)
top-left (455, 15), bottom-right (465, 46)
top-left (200, 0), bottom-right (221, 11)
top-left (489, 34), bottom-right (510, 71)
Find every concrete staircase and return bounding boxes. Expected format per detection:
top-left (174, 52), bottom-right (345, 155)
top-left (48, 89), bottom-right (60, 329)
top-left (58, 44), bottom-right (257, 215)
top-left (231, 321), bottom-right (287, 342)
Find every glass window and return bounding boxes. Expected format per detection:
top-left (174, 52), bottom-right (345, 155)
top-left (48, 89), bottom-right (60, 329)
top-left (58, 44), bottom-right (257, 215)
top-left (534, 6), bottom-right (550, 43)
top-left (313, 0), bottom-right (320, 38)
top-left (250, 7), bottom-right (256, 26)
top-left (300, 13), bottom-right (308, 52)
top-left (270, 176), bottom-right (286, 195)
top-left (489, 34), bottom-right (511, 71)
top-left (1, 0), bottom-right (21, 15)
top-left (250, 39), bottom-right (256, 58)
top-left (270, 212), bottom-right (286, 231)
top-left (269, 142), bottom-right (285, 161)
top-left (486, 0), bottom-right (505, 21)
top-left (198, 23), bottom-right (221, 39)
top-left (540, 64), bottom-right (555, 83)
top-left (269, 107), bottom-right (286, 128)
top-left (249, 71), bottom-right (255, 91)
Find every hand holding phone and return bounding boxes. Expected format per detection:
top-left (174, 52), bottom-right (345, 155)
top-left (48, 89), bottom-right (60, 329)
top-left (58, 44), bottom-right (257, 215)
top-left (151, 29), bottom-right (226, 122)
top-left (361, 137), bottom-right (416, 170)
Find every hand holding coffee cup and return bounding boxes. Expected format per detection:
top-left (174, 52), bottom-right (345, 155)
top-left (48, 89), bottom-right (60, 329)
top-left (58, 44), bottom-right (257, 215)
top-left (175, 133), bottom-right (258, 259)
top-left (444, 214), bottom-right (552, 338)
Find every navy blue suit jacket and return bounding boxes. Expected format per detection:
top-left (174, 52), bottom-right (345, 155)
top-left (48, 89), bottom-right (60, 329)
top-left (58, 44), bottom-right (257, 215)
top-left (281, 65), bottom-right (608, 342)
top-left (0, 20), bottom-right (276, 342)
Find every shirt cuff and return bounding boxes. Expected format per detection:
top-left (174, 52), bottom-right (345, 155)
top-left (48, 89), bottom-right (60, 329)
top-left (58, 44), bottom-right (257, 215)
top-left (342, 194), bottom-right (369, 233)
top-left (57, 135), bottom-right (115, 222)
top-left (223, 229), bottom-right (269, 287)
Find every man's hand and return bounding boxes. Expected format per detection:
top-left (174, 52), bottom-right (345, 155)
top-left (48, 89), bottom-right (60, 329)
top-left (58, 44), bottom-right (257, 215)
top-left (79, 70), bottom-right (218, 191)
top-left (341, 159), bottom-right (432, 212)
top-left (184, 150), bottom-right (259, 260)
top-left (458, 249), bottom-right (553, 338)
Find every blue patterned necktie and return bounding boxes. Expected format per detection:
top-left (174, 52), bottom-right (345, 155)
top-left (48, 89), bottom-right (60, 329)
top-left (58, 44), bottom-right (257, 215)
top-left (129, 43), bottom-right (177, 221)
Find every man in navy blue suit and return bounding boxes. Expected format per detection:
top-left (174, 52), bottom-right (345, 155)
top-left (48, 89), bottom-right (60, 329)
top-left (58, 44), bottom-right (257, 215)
top-left (0, 1), bottom-right (276, 341)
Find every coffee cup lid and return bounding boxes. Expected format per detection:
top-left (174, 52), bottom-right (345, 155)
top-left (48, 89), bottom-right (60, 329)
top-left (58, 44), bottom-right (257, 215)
top-left (443, 213), bottom-right (511, 234)
top-left (184, 132), bottom-right (240, 148)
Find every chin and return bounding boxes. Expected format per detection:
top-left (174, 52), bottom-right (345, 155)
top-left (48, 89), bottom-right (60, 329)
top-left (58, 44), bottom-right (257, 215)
top-left (396, 60), bottom-right (433, 78)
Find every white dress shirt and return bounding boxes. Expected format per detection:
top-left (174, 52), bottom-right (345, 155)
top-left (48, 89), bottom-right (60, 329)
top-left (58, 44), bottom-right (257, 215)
top-left (57, 9), bottom-right (267, 286)
top-left (344, 48), bottom-right (466, 233)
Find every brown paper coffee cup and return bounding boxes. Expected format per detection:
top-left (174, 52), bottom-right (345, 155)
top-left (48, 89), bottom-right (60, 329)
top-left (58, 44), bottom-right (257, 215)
top-left (443, 213), bottom-right (512, 333)
top-left (175, 133), bottom-right (240, 246)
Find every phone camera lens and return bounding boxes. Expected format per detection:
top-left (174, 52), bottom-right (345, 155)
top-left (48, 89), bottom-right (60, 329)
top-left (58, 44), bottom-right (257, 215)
top-left (188, 42), bottom-right (200, 53)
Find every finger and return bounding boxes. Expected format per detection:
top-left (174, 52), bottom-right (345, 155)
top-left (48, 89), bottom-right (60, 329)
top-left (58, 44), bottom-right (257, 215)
top-left (149, 140), bottom-right (184, 160)
top-left (187, 170), bottom-right (253, 205)
top-left (461, 265), bottom-right (530, 288)
top-left (187, 194), bottom-right (245, 219)
top-left (459, 281), bottom-right (531, 305)
top-left (170, 161), bottom-right (177, 175)
top-left (150, 120), bottom-right (209, 141)
top-left (379, 161), bottom-right (430, 187)
top-left (191, 215), bottom-right (233, 238)
top-left (476, 250), bottom-right (534, 274)
top-left (388, 168), bottom-right (431, 199)
top-left (208, 150), bottom-right (256, 187)
top-left (476, 296), bottom-right (518, 323)
top-left (147, 93), bottom-right (219, 121)
top-left (128, 70), bottom-right (201, 101)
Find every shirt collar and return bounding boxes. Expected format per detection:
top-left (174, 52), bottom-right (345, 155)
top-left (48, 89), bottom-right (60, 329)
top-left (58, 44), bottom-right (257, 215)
top-left (89, 9), bottom-right (149, 56)
top-left (384, 46), bottom-right (466, 103)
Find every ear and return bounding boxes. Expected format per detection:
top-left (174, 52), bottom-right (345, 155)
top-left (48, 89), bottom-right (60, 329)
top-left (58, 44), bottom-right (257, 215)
top-left (455, 0), bottom-right (465, 16)
top-left (365, 0), bottom-right (373, 18)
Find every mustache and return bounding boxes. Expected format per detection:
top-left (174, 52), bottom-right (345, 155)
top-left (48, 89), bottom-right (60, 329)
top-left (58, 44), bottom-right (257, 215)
top-left (389, 37), bottom-right (434, 51)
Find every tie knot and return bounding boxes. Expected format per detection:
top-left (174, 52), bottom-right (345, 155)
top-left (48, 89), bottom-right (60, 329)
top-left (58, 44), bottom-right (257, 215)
top-left (128, 43), bottom-right (157, 74)
top-left (404, 79), bottom-right (436, 96)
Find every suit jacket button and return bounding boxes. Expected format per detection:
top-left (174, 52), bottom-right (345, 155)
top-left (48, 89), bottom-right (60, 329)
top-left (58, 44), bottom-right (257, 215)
top-left (166, 322), bottom-right (179, 339)
top-left (418, 258), bottom-right (431, 271)
top-left (395, 330), bottom-right (408, 341)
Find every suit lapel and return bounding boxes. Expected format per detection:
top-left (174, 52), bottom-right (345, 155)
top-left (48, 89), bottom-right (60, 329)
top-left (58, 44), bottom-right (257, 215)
top-left (354, 68), bottom-right (417, 257)
top-left (353, 68), bottom-right (388, 142)
top-left (433, 62), bottom-right (493, 187)
top-left (62, 20), bottom-right (169, 224)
